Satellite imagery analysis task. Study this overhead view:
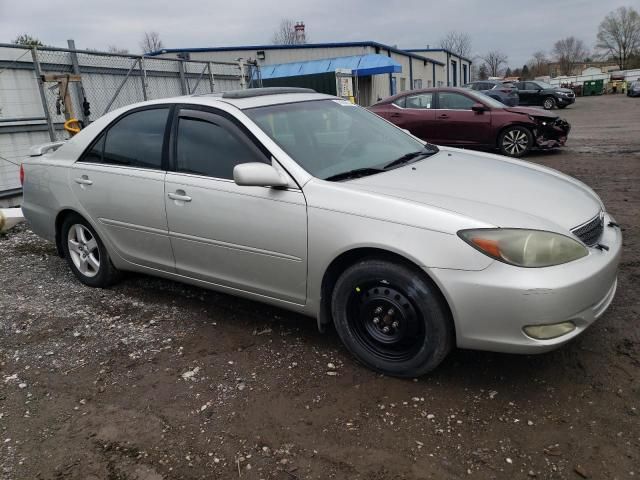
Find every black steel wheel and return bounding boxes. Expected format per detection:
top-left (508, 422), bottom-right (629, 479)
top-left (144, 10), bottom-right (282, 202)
top-left (331, 259), bottom-right (453, 377)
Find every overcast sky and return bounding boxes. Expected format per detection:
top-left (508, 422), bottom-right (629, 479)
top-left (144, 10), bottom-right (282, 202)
top-left (0, 0), bottom-right (631, 66)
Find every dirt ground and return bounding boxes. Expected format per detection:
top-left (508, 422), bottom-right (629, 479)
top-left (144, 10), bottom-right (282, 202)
top-left (1, 94), bottom-right (638, 480)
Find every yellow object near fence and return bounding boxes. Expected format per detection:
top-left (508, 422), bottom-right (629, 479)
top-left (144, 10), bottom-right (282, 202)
top-left (63, 118), bottom-right (82, 135)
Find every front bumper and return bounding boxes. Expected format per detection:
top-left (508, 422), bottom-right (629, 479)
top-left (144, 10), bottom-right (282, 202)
top-left (430, 215), bottom-right (622, 354)
top-left (534, 118), bottom-right (571, 149)
top-left (557, 95), bottom-right (575, 105)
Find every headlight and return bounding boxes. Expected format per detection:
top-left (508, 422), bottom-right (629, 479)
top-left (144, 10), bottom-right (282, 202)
top-left (557, 92), bottom-right (568, 96)
top-left (458, 229), bottom-right (588, 267)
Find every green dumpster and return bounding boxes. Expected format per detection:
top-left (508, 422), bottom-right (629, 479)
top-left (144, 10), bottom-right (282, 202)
top-left (582, 79), bottom-right (603, 96)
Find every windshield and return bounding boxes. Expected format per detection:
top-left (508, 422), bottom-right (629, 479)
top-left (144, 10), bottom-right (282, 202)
top-left (535, 81), bottom-right (555, 89)
top-left (244, 99), bottom-right (436, 180)
top-left (465, 90), bottom-right (508, 108)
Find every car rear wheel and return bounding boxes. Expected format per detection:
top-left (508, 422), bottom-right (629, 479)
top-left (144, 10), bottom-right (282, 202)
top-left (61, 214), bottom-right (121, 288)
top-left (498, 126), bottom-right (533, 157)
top-left (331, 259), bottom-right (453, 377)
top-left (543, 96), bottom-right (556, 109)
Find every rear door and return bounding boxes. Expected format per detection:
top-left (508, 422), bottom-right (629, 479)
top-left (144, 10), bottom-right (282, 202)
top-left (69, 106), bottom-right (175, 271)
top-left (164, 107), bottom-right (308, 304)
top-left (381, 94), bottom-right (436, 142)
top-left (517, 82), bottom-right (541, 105)
top-left (433, 91), bottom-right (492, 146)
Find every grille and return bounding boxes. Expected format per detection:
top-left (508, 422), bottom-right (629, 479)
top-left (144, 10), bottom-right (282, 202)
top-left (571, 213), bottom-right (604, 246)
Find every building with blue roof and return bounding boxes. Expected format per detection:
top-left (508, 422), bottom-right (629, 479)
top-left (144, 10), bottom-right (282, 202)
top-left (149, 40), bottom-right (466, 106)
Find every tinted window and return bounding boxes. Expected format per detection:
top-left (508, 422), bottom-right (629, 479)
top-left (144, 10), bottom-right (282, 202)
top-left (392, 97), bottom-right (406, 108)
top-left (405, 93), bottom-right (433, 109)
top-left (82, 135), bottom-right (105, 163)
top-left (176, 116), bottom-right (265, 179)
top-left (100, 108), bottom-right (169, 169)
top-left (525, 82), bottom-right (540, 90)
top-left (438, 92), bottom-right (475, 110)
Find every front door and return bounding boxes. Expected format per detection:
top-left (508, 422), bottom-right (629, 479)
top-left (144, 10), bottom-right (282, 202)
top-left (164, 107), bottom-right (308, 304)
top-left (434, 91), bottom-right (492, 146)
top-left (69, 106), bottom-right (175, 271)
top-left (517, 82), bottom-right (541, 106)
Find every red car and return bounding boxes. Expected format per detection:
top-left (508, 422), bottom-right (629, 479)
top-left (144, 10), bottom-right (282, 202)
top-left (369, 87), bottom-right (570, 157)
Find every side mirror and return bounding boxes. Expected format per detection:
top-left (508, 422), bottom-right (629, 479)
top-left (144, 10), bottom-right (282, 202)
top-left (233, 162), bottom-right (288, 188)
top-left (472, 103), bottom-right (488, 113)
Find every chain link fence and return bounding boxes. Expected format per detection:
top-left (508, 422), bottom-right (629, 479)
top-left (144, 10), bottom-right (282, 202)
top-left (0, 42), bottom-right (261, 193)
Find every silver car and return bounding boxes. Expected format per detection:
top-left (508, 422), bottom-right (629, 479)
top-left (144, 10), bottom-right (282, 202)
top-left (21, 88), bottom-right (621, 377)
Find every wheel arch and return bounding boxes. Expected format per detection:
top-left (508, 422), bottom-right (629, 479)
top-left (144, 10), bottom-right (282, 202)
top-left (54, 208), bottom-right (88, 257)
top-left (317, 247), bottom-right (455, 339)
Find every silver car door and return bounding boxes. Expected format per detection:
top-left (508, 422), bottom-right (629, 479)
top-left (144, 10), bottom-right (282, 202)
top-left (69, 106), bottom-right (175, 271)
top-left (164, 108), bottom-right (307, 304)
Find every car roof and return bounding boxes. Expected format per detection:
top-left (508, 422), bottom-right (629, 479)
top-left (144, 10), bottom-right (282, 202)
top-left (117, 88), bottom-right (338, 111)
top-left (374, 87), bottom-right (473, 104)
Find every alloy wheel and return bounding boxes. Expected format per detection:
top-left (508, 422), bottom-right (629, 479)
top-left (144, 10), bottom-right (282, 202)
top-left (543, 98), bottom-right (555, 109)
top-left (67, 224), bottom-right (100, 278)
top-left (502, 129), bottom-right (529, 155)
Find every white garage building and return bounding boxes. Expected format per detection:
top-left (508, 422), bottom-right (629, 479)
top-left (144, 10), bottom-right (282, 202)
top-left (151, 41), bottom-right (461, 106)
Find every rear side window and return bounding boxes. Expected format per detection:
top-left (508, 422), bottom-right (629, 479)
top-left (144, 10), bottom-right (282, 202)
top-left (392, 97), bottom-right (406, 108)
top-left (82, 108), bottom-right (169, 169)
top-left (175, 116), bottom-right (266, 179)
top-left (405, 93), bottom-right (433, 109)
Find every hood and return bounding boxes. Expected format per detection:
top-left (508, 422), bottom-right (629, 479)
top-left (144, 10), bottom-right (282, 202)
top-left (348, 148), bottom-right (602, 233)
top-left (503, 106), bottom-right (558, 119)
top-left (557, 87), bottom-right (574, 94)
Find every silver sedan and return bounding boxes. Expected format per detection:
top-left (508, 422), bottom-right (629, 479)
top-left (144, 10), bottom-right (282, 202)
top-left (21, 88), bottom-right (621, 377)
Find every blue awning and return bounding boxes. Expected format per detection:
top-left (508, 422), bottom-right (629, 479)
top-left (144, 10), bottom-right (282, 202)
top-left (259, 54), bottom-right (402, 79)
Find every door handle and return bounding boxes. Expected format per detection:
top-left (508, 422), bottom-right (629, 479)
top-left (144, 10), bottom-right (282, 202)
top-left (168, 192), bottom-right (192, 202)
top-left (74, 175), bottom-right (93, 185)
top-left (390, 113), bottom-right (401, 118)
top-left (437, 114), bottom-right (450, 119)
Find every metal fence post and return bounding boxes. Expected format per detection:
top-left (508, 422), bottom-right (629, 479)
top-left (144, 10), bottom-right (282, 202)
top-left (67, 39), bottom-right (88, 124)
top-left (207, 63), bottom-right (215, 93)
top-left (103, 58), bottom-right (141, 115)
top-left (178, 61), bottom-right (188, 94)
top-left (31, 47), bottom-right (56, 141)
top-left (238, 60), bottom-right (247, 90)
top-left (139, 56), bottom-right (148, 100)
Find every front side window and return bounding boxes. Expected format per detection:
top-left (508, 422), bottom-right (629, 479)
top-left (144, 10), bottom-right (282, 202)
top-left (405, 93), bottom-right (433, 109)
top-left (392, 97), bottom-right (406, 108)
top-left (438, 92), bottom-right (476, 110)
top-left (245, 99), bottom-right (435, 180)
top-left (175, 115), bottom-right (265, 179)
top-left (100, 108), bottom-right (169, 168)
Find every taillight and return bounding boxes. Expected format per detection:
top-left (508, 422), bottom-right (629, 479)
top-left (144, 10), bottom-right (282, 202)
top-left (19, 164), bottom-right (24, 185)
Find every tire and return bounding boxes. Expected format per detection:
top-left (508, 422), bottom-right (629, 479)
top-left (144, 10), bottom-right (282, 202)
top-left (61, 214), bottom-right (122, 288)
top-left (331, 259), bottom-right (453, 377)
top-left (498, 126), bottom-right (533, 157)
top-left (543, 96), bottom-right (556, 109)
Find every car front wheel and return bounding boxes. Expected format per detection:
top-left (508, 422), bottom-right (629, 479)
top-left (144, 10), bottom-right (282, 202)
top-left (61, 214), bottom-right (122, 288)
top-left (543, 96), bottom-right (556, 109)
top-left (498, 126), bottom-right (533, 157)
top-left (331, 259), bottom-right (453, 377)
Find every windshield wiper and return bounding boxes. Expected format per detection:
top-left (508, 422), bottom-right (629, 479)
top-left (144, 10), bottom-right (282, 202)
top-left (324, 167), bottom-right (384, 182)
top-left (383, 146), bottom-right (439, 170)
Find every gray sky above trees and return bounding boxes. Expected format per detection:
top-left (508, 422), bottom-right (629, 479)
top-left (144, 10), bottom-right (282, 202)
top-left (0, 0), bottom-right (632, 66)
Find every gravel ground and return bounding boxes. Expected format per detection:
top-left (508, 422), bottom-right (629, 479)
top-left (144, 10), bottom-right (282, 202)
top-left (1, 94), bottom-right (638, 480)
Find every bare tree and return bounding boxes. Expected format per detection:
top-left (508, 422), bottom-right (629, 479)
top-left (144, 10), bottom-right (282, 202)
top-left (439, 31), bottom-right (472, 58)
top-left (107, 45), bottom-right (130, 55)
top-left (552, 36), bottom-right (588, 75)
top-left (596, 6), bottom-right (640, 70)
top-left (527, 50), bottom-right (549, 77)
top-left (140, 31), bottom-right (164, 53)
top-left (271, 19), bottom-right (308, 45)
top-left (481, 50), bottom-right (508, 77)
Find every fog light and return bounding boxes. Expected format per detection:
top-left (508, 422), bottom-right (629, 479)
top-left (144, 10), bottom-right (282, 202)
top-left (523, 321), bottom-right (576, 340)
